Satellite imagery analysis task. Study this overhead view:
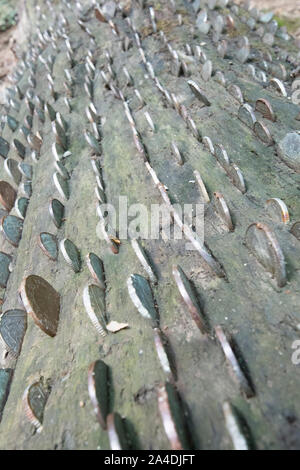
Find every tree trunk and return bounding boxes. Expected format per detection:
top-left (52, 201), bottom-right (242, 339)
top-left (0, 0), bottom-right (300, 450)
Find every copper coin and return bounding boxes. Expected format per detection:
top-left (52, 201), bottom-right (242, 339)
top-left (19, 275), bottom-right (60, 337)
top-left (0, 181), bottom-right (17, 212)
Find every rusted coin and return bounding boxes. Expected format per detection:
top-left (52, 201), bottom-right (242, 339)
top-left (88, 360), bottom-right (109, 429)
top-left (107, 413), bottom-right (128, 450)
top-left (38, 232), bottom-right (58, 261)
top-left (23, 379), bottom-right (51, 431)
top-left (19, 275), bottom-right (60, 337)
top-left (157, 382), bottom-right (190, 450)
top-left (214, 192), bottom-right (234, 231)
top-left (215, 326), bottom-right (254, 398)
top-left (0, 181), bottom-right (17, 212)
top-left (255, 98), bottom-right (276, 121)
top-left (172, 265), bottom-right (207, 334)
top-left (1, 215), bottom-right (23, 247)
top-left (86, 253), bottom-right (106, 289)
top-left (0, 309), bottom-right (27, 358)
top-left (60, 238), bottom-right (81, 272)
top-left (83, 284), bottom-right (107, 336)
top-left (245, 222), bottom-right (286, 287)
top-left (127, 274), bottom-right (158, 325)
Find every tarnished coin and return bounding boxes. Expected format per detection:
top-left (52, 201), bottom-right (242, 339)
top-left (291, 221), bottom-right (300, 241)
top-left (194, 169), bottom-right (210, 203)
top-left (88, 360), bottom-right (109, 429)
top-left (158, 382), bottom-right (190, 450)
top-left (23, 379), bottom-right (51, 431)
top-left (215, 325), bottom-right (254, 398)
top-left (266, 198), bottom-right (289, 224)
top-left (60, 238), bottom-right (81, 272)
top-left (27, 134), bottom-right (42, 153)
top-left (269, 78), bottom-right (287, 97)
top-left (53, 172), bottom-right (70, 201)
top-left (238, 104), bottom-right (257, 128)
top-left (13, 139), bottom-right (26, 159)
top-left (18, 195), bottom-right (31, 216)
top-left (52, 121), bottom-right (67, 150)
top-left (21, 181), bottom-right (32, 198)
top-left (226, 164), bottom-right (246, 194)
top-left (223, 401), bottom-right (249, 450)
top-left (214, 143), bottom-right (230, 169)
top-left (107, 413), bottom-right (128, 450)
top-left (245, 222), bottom-right (286, 287)
top-left (1, 215), bottom-right (23, 247)
top-left (214, 192), bottom-right (234, 231)
top-left (187, 80), bottom-right (211, 106)
top-left (201, 59), bottom-right (213, 81)
top-left (203, 136), bottom-right (214, 154)
top-left (253, 121), bottom-right (273, 146)
top-left (215, 70), bottom-right (226, 87)
top-left (4, 158), bottom-right (22, 186)
top-left (0, 252), bottom-right (12, 288)
top-left (0, 137), bottom-right (10, 159)
top-left (0, 309), bottom-right (27, 357)
top-left (0, 369), bottom-right (13, 419)
top-left (154, 328), bottom-right (173, 378)
top-left (131, 239), bottom-right (156, 282)
top-left (227, 84), bottom-right (244, 104)
top-left (19, 275), bottom-right (60, 337)
top-left (49, 198), bottom-right (64, 228)
top-left (277, 132), bottom-right (300, 173)
top-left (18, 162), bottom-right (33, 180)
top-left (83, 284), bottom-right (107, 336)
top-left (86, 253), bottom-right (106, 289)
top-left (0, 181), bottom-right (17, 212)
top-left (127, 274), bottom-right (158, 324)
top-left (255, 98), bottom-right (276, 122)
top-left (6, 115), bottom-right (19, 132)
top-left (38, 232), bottom-right (58, 261)
top-left (172, 265), bottom-right (207, 334)
top-left (54, 161), bottom-right (70, 180)
top-left (84, 130), bottom-right (101, 155)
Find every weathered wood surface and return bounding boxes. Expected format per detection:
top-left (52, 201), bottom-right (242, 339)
top-left (0, 0), bottom-right (299, 450)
